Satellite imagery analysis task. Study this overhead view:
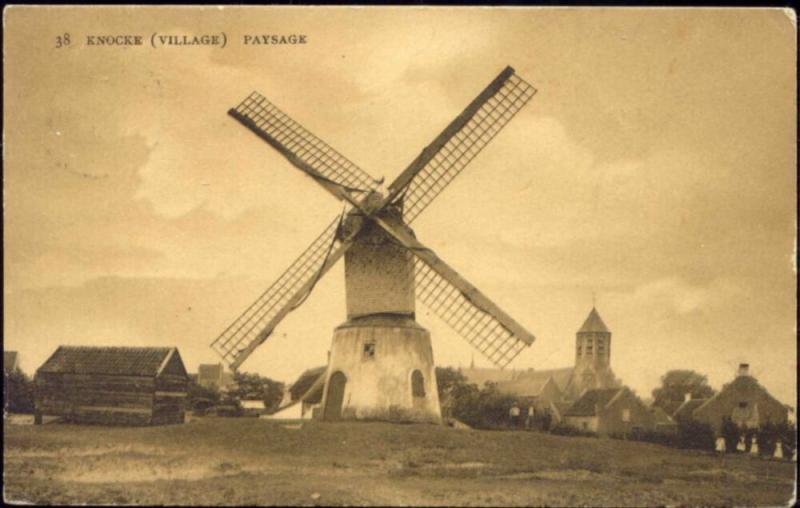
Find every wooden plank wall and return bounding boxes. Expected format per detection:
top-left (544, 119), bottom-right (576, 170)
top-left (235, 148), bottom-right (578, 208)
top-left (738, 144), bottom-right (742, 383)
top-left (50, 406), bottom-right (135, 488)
top-left (35, 372), bottom-right (155, 426)
top-left (154, 373), bottom-right (188, 425)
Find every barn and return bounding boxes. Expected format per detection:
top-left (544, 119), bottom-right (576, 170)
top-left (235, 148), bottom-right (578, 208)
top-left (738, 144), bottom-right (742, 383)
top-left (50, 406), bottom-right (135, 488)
top-left (35, 346), bottom-right (189, 426)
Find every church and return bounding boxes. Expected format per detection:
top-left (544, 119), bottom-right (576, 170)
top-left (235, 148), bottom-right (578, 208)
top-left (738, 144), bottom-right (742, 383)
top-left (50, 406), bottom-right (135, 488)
top-left (460, 306), bottom-right (620, 402)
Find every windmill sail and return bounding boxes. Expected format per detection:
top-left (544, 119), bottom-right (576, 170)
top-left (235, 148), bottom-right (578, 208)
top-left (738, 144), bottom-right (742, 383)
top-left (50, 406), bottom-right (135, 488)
top-left (211, 215), bottom-right (351, 370)
top-left (388, 68), bottom-right (536, 223)
top-left (229, 91), bottom-right (380, 200)
top-left (415, 259), bottom-right (531, 369)
top-left (369, 213), bottom-right (535, 369)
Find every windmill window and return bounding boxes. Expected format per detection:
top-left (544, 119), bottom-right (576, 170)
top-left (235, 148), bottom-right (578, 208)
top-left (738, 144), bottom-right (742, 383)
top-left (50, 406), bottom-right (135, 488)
top-left (411, 370), bottom-right (425, 398)
top-left (739, 402), bottom-right (748, 409)
top-left (363, 343), bottom-right (375, 359)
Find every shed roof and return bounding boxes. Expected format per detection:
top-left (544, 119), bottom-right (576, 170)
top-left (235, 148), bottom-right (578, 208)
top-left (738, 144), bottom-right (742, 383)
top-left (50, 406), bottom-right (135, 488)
top-left (38, 346), bottom-right (179, 377)
top-left (290, 366), bottom-right (326, 403)
top-left (564, 388), bottom-right (623, 416)
top-left (578, 307), bottom-right (610, 334)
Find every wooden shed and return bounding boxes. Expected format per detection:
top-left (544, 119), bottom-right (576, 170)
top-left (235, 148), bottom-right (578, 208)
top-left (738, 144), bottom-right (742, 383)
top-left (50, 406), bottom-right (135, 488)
top-left (35, 346), bottom-right (189, 426)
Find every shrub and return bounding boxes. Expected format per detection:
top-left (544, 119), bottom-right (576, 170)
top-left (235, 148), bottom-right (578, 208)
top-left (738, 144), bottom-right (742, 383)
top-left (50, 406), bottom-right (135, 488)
top-left (776, 422), bottom-right (797, 460)
top-left (610, 428), bottom-right (680, 448)
top-left (721, 416), bottom-right (741, 453)
top-left (676, 420), bottom-right (715, 451)
top-left (550, 425), bottom-right (597, 438)
top-left (4, 369), bottom-right (35, 414)
top-left (756, 422), bottom-right (779, 458)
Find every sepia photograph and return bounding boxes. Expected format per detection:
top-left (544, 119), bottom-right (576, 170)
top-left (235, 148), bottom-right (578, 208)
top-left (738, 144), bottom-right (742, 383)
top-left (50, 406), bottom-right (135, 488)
top-left (3, 5), bottom-right (797, 506)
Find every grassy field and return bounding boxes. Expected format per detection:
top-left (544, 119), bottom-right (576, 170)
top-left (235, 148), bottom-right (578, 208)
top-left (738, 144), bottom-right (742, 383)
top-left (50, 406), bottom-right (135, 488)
top-left (3, 416), bottom-right (796, 506)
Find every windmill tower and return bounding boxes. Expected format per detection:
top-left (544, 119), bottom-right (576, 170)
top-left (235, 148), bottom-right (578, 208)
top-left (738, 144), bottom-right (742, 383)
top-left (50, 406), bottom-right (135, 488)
top-left (211, 66), bottom-right (538, 423)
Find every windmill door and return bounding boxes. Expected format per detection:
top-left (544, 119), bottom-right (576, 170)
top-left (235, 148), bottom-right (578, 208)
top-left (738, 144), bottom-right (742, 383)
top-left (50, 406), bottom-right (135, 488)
top-left (324, 371), bottom-right (347, 420)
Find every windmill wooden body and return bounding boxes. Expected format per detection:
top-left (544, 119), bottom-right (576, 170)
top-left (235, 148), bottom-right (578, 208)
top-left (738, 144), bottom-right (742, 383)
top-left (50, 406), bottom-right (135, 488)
top-left (213, 66), bottom-right (538, 423)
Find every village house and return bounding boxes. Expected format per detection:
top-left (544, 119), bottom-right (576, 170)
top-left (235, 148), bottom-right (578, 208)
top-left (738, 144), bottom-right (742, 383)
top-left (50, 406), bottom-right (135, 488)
top-left (690, 364), bottom-right (788, 435)
top-left (671, 393), bottom-right (709, 425)
top-left (34, 346), bottom-right (189, 426)
top-left (649, 404), bottom-right (678, 434)
top-left (264, 366), bottom-right (325, 420)
top-left (562, 387), bottom-right (654, 436)
top-left (240, 399), bottom-right (266, 416)
top-left (197, 363), bottom-right (236, 392)
top-left (4, 351), bottom-right (19, 375)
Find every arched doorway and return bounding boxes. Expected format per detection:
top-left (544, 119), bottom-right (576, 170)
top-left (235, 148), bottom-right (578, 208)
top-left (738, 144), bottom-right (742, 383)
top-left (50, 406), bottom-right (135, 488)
top-left (411, 369), bottom-right (425, 410)
top-left (324, 371), bottom-right (347, 421)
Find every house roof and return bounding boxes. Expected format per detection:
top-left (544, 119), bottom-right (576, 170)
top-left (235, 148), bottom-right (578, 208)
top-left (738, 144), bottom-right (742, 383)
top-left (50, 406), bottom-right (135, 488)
top-left (650, 405), bottom-right (675, 425)
top-left (4, 351), bottom-right (19, 374)
top-left (658, 399), bottom-right (685, 417)
top-left (694, 374), bottom-right (786, 416)
top-left (289, 366), bottom-right (326, 403)
top-left (459, 367), bottom-right (518, 388)
top-left (564, 388), bottom-right (623, 416)
top-left (523, 368), bottom-right (574, 392)
top-left (496, 376), bottom-right (553, 398)
top-left (37, 346), bottom-right (178, 377)
top-left (673, 398), bottom-right (708, 421)
top-left (578, 307), bottom-right (610, 334)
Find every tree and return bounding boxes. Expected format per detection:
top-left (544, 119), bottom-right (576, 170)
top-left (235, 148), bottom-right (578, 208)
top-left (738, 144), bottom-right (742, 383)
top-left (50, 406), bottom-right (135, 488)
top-left (652, 370), bottom-right (717, 411)
top-left (230, 372), bottom-right (285, 411)
top-left (4, 368), bottom-right (35, 414)
top-left (187, 374), bottom-right (221, 413)
top-left (435, 366), bottom-right (467, 400)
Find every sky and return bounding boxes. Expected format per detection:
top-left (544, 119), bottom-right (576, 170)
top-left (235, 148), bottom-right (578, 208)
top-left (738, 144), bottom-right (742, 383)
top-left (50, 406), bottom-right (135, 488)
top-left (3, 7), bottom-right (796, 405)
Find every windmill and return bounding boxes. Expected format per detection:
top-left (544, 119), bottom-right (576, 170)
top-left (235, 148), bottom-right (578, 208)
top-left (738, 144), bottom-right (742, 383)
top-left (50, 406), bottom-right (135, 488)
top-left (212, 66), bottom-right (538, 423)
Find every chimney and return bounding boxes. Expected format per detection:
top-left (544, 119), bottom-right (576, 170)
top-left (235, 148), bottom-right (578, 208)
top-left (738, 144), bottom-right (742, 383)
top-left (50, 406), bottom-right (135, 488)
top-left (737, 363), bottom-right (750, 377)
top-left (684, 392), bottom-right (692, 403)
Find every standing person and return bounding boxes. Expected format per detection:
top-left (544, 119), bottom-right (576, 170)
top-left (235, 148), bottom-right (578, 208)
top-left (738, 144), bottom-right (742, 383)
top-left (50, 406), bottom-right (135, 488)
top-left (509, 404), bottom-right (521, 428)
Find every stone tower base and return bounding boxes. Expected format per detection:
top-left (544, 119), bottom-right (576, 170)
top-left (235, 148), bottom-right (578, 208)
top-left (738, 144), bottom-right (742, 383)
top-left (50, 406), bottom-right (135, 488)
top-left (320, 315), bottom-right (442, 424)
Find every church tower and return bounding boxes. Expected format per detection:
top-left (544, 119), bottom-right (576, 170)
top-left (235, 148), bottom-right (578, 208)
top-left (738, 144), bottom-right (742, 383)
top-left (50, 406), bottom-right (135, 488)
top-left (568, 306), bottom-right (618, 398)
top-left (575, 307), bottom-right (611, 367)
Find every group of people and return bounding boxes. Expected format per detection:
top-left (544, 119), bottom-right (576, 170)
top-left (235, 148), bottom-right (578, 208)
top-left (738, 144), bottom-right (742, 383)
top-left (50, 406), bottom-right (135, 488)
top-left (508, 404), bottom-right (553, 430)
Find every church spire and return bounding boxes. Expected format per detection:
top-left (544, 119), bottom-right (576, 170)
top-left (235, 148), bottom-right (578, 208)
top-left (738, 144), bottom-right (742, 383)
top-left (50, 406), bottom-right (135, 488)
top-left (578, 307), bottom-right (610, 334)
